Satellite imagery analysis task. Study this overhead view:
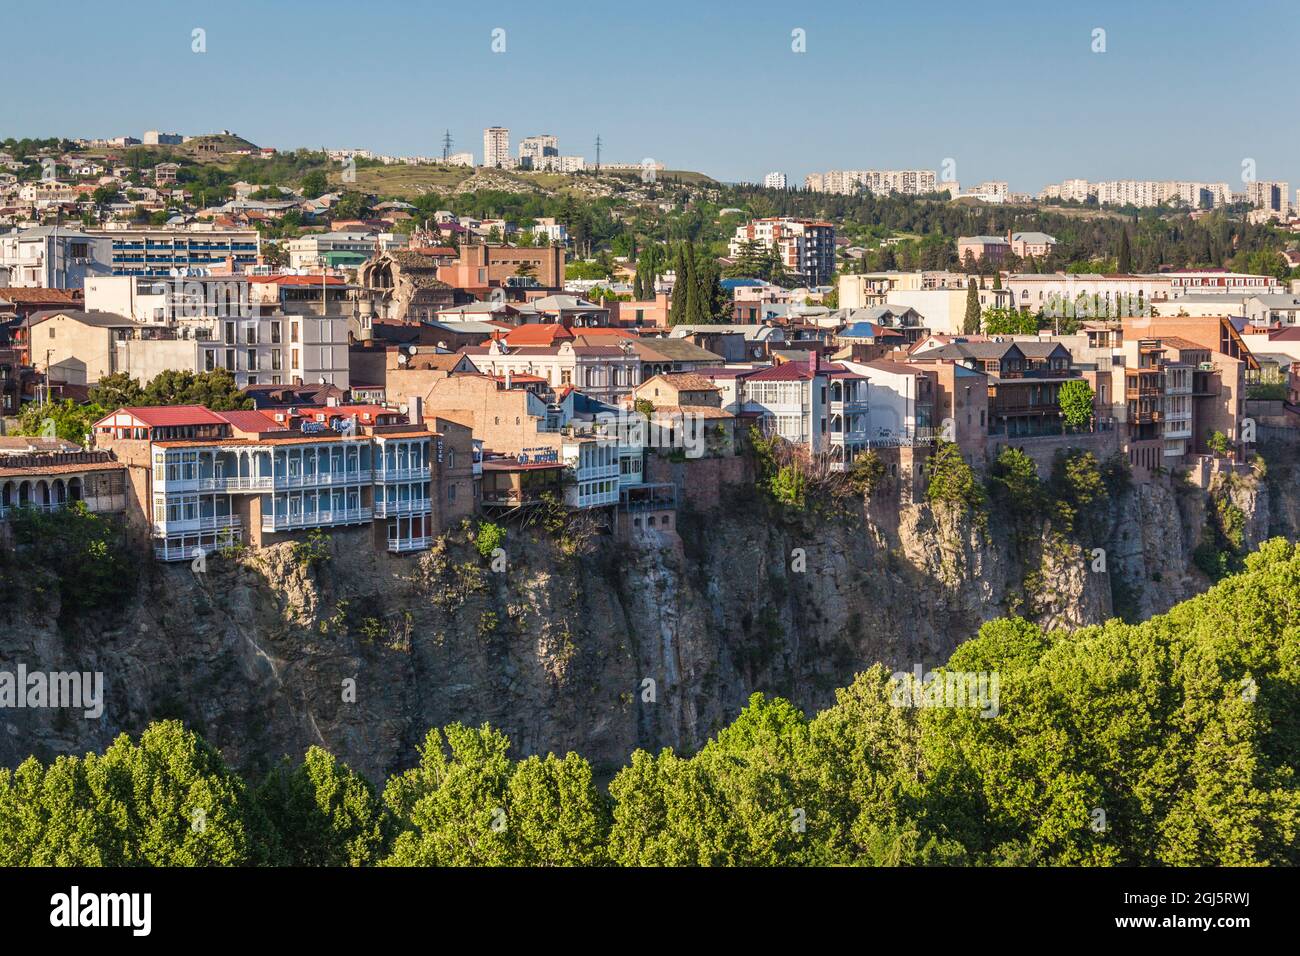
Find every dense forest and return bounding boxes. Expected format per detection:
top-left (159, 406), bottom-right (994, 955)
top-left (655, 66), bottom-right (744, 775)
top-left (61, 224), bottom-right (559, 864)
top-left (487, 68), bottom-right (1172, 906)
top-left (2, 536), bottom-right (1296, 866)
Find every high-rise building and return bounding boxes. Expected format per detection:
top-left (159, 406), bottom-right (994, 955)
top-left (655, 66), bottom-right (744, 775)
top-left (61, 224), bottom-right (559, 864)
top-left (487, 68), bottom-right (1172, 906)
top-left (1246, 180), bottom-right (1290, 217)
top-left (483, 127), bottom-right (510, 168)
top-left (729, 217), bottom-right (836, 285)
top-left (804, 169), bottom-right (937, 196)
top-left (519, 134), bottom-right (559, 170)
top-left (764, 171), bottom-right (787, 190)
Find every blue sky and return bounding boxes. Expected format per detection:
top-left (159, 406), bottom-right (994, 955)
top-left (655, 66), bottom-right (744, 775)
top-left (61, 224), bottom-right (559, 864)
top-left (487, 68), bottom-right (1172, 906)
top-left (7, 0), bottom-right (1295, 193)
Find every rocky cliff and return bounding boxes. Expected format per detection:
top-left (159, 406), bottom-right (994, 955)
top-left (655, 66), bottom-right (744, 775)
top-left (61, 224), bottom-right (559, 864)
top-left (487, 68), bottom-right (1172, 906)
top-left (2, 444), bottom-right (1296, 782)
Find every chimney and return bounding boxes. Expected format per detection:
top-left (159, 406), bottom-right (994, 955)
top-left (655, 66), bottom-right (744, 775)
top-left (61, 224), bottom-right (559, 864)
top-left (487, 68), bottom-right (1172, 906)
top-left (408, 395), bottom-right (423, 425)
top-left (504, 369), bottom-right (513, 389)
top-left (809, 349), bottom-right (818, 374)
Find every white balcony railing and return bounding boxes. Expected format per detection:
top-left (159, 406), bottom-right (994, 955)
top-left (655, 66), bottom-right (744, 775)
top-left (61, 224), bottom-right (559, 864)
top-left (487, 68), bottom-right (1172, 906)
top-left (388, 536), bottom-right (431, 553)
top-left (373, 499), bottom-right (432, 518)
top-left (262, 506), bottom-right (372, 532)
top-left (153, 514), bottom-right (242, 535)
top-left (275, 470), bottom-right (372, 489)
top-left (375, 467), bottom-right (428, 483)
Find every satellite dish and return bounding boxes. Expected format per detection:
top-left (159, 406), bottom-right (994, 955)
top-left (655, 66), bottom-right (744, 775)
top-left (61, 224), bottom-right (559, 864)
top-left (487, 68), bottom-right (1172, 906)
top-left (398, 353), bottom-right (408, 366)
top-left (407, 345), bottom-right (418, 355)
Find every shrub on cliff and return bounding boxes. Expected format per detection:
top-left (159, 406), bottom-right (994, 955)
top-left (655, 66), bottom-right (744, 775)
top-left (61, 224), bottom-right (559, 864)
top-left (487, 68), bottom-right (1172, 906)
top-left (4, 501), bottom-right (136, 618)
top-left (925, 440), bottom-right (985, 514)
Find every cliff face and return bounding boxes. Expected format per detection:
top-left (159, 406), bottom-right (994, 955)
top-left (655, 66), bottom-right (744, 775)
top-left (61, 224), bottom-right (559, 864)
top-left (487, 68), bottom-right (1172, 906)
top-left (0, 452), bottom-right (1291, 782)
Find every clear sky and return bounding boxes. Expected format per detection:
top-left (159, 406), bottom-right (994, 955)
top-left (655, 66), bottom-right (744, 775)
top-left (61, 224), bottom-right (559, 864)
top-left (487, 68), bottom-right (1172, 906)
top-left (7, 0), bottom-right (1295, 193)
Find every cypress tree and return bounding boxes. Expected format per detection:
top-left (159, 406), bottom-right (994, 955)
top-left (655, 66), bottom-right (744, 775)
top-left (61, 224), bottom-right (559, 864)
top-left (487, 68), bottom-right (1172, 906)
top-left (963, 277), bottom-right (981, 334)
top-left (669, 243), bottom-right (690, 326)
top-left (1117, 228), bottom-right (1133, 273)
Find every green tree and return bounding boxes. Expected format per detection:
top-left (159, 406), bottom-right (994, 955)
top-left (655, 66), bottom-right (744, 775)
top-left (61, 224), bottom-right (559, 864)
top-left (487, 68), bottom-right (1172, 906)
top-left (18, 399), bottom-right (105, 445)
top-left (254, 747), bottom-right (391, 866)
top-left (963, 278), bottom-right (981, 333)
top-left (0, 721), bottom-right (269, 866)
top-left (88, 372), bottom-right (145, 411)
top-left (925, 440), bottom-right (985, 514)
top-left (1117, 228), bottom-right (1133, 273)
top-left (300, 169), bottom-right (328, 199)
top-left (982, 307), bottom-right (1037, 335)
top-left (1058, 379), bottom-right (1096, 429)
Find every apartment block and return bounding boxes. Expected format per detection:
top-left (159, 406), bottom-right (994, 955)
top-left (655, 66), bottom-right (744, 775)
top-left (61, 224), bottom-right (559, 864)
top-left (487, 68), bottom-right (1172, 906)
top-left (87, 226), bottom-right (260, 277)
top-left (483, 127), bottom-right (510, 168)
top-left (728, 218), bottom-right (836, 285)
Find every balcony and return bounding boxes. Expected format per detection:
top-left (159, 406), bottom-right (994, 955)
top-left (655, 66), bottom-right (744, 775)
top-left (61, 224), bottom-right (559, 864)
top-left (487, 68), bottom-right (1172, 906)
top-left (388, 536), bottom-right (431, 553)
top-left (574, 464), bottom-right (620, 483)
top-left (373, 498), bottom-right (432, 518)
top-left (262, 506), bottom-right (372, 532)
top-left (375, 467), bottom-right (428, 483)
top-left (153, 514), bottom-right (242, 536)
top-left (275, 469), bottom-right (373, 489)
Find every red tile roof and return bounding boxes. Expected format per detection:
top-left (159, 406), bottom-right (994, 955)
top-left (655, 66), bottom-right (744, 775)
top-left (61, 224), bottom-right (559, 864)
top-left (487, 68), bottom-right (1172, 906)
top-left (504, 324), bottom-right (574, 346)
top-left (254, 274), bottom-right (347, 286)
top-left (119, 405), bottom-right (227, 427)
top-left (215, 409), bottom-right (287, 433)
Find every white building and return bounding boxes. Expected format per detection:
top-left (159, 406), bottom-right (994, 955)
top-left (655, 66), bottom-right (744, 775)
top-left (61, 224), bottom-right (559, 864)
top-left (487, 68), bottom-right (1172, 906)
top-left (284, 231), bottom-right (401, 269)
top-left (519, 134), bottom-right (559, 169)
top-left (483, 127), bottom-right (510, 168)
top-left (763, 171), bottom-right (787, 190)
top-left (0, 226), bottom-right (113, 289)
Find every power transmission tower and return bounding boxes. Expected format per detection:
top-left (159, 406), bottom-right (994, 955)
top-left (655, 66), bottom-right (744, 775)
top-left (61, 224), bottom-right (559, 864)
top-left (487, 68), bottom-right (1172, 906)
top-left (594, 134), bottom-right (601, 174)
top-left (441, 130), bottom-right (453, 162)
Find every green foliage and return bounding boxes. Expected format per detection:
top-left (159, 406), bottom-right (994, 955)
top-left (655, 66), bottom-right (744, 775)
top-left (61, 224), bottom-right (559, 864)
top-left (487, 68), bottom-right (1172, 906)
top-left (293, 528), bottom-right (332, 568)
top-left (1207, 430), bottom-right (1232, 457)
top-left (1058, 379), bottom-right (1096, 428)
top-left (141, 368), bottom-right (253, 411)
top-left (3, 502), bottom-right (135, 618)
top-left (0, 721), bottom-right (269, 866)
top-left (847, 450), bottom-right (886, 497)
top-left (299, 169), bottom-right (328, 199)
top-left (987, 447), bottom-right (1043, 515)
top-left (767, 464), bottom-right (806, 508)
top-left (254, 747), bottom-right (391, 866)
top-left (963, 278), bottom-right (981, 333)
top-left (381, 725), bottom-right (609, 866)
top-left (88, 372), bottom-right (145, 410)
top-left (981, 307), bottom-right (1038, 336)
top-left (925, 440), bottom-right (985, 514)
top-left (474, 521), bottom-right (507, 560)
top-left (1247, 382), bottom-right (1287, 401)
top-left (17, 400), bottom-right (104, 445)
top-left (1047, 450), bottom-right (1107, 536)
top-left (633, 398), bottom-right (655, 417)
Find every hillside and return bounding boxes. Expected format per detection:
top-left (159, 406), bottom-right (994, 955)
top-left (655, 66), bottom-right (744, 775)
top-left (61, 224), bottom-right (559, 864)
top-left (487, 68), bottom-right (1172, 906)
top-left (1, 484), bottom-right (1297, 865)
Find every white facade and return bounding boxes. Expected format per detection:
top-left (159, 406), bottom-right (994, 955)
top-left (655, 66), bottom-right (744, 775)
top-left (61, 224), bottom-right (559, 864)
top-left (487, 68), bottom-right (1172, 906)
top-left (763, 171), bottom-right (787, 190)
top-left (285, 232), bottom-right (400, 269)
top-left (483, 127), bottom-right (510, 168)
top-left (0, 227), bottom-right (113, 288)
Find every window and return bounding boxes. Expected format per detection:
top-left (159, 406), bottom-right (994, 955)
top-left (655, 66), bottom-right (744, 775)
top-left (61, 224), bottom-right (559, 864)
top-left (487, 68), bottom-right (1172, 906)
top-left (48, 327), bottom-right (55, 338)
top-left (247, 349), bottom-right (257, 371)
top-left (270, 322), bottom-right (282, 344)
top-left (291, 322), bottom-right (299, 343)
